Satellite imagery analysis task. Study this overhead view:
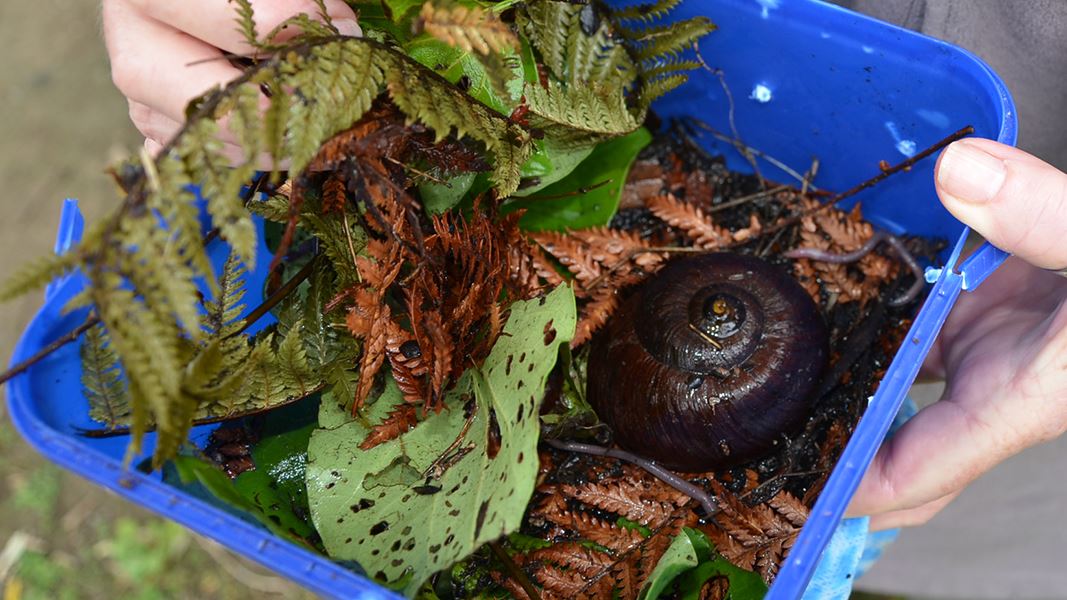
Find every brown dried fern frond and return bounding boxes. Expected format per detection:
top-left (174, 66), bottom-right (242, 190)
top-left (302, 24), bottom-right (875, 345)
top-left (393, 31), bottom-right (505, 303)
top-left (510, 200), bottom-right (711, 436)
top-left (417, 1), bottom-right (519, 55)
top-left (531, 231), bottom-right (604, 289)
top-left (359, 403), bottom-right (420, 450)
top-left (645, 193), bottom-right (731, 249)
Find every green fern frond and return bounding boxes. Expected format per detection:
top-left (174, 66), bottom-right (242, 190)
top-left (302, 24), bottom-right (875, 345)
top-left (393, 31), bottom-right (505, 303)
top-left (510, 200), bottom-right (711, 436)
top-left (520, 1), bottom-right (580, 83)
top-left (275, 319), bottom-right (315, 396)
top-left (263, 12), bottom-right (339, 47)
top-left (570, 23), bottom-right (634, 89)
top-left (310, 0), bottom-right (336, 28)
top-left (153, 157), bottom-right (216, 285)
top-left (382, 49), bottom-right (532, 192)
top-left (248, 194), bottom-right (291, 223)
top-left (418, 1), bottom-right (519, 55)
top-left (640, 57), bottom-right (702, 81)
top-left (202, 253), bottom-right (248, 347)
top-left (173, 119), bottom-right (259, 266)
top-left (638, 73), bottom-right (690, 108)
top-left (606, 0), bottom-right (683, 24)
top-left (230, 0), bottom-right (259, 49)
top-left (91, 274), bottom-right (183, 466)
top-left (524, 81), bottom-right (640, 145)
top-left (81, 323), bottom-right (130, 428)
top-left (624, 17), bottom-right (716, 64)
top-left (0, 250), bottom-right (81, 302)
top-left (285, 41), bottom-right (387, 173)
top-left (115, 233), bottom-right (203, 341)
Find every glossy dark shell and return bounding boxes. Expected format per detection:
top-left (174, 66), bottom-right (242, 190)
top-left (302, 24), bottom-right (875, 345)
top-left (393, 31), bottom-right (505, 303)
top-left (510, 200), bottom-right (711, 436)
top-left (586, 253), bottom-right (828, 471)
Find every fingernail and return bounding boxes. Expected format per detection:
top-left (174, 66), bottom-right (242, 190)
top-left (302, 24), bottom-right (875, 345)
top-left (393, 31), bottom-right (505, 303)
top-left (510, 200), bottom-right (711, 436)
top-left (334, 18), bottom-right (362, 37)
top-left (937, 141), bottom-right (1007, 203)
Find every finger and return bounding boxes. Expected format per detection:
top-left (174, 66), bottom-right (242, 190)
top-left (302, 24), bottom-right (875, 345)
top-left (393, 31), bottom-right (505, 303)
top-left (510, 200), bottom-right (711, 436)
top-left (129, 101), bottom-right (183, 146)
top-left (105, 0), bottom-right (245, 125)
top-left (144, 138), bottom-right (164, 159)
top-left (849, 304), bottom-right (1067, 517)
top-left (845, 399), bottom-right (1000, 517)
top-left (127, 0), bottom-right (361, 56)
top-left (866, 491), bottom-right (958, 531)
top-left (935, 138), bottom-right (1067, 269)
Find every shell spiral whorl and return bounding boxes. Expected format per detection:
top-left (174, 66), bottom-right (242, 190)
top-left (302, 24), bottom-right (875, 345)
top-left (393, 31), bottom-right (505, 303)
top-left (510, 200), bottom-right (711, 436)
top-left (586, 252), bottom-right (829, 472)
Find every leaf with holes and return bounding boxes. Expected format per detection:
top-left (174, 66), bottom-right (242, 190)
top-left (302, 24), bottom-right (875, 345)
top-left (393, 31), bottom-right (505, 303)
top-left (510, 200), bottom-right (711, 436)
top-left (306, 285), bottom-right (575, 595)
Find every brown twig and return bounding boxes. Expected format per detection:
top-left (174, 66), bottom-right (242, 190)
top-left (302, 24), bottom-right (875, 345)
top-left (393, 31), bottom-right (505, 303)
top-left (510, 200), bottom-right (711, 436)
top-left (708, 184), bottom-right (789, 214)
top-left (760, 126), bottom-right (975, 240)
top-left (516, 178), bottom-right (613, 201)
top-left (235, 253), bottom-right (322, 335)
top-left (585, 246), bottom-right (707, 291)
top-left (489, 541), bottom-right (542, 600)
top-left (0, 316), bottom-right (100, 386)
top-left (384, 155), bottom-right (449, 186)
top-left (2, 172), bottom-right (275, 389)
top-left (543, 438), bottom-right (718, 516)
top-left (693, 40), bottom-right (764, 188)
top-left (784, 231), bottom-right (925, 306)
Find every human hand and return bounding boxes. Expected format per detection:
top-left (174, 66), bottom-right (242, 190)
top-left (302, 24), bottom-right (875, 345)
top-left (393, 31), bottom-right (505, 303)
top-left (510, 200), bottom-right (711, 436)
top-left (847, 138), bottom-right (1067, 530)
top-left (102, 0), bottom-right (361, 155)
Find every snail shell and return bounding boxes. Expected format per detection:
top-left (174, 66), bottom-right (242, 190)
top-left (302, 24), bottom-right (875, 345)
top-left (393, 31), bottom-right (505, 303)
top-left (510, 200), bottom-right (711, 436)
top-left (586, 252), bottom-right (828, 471)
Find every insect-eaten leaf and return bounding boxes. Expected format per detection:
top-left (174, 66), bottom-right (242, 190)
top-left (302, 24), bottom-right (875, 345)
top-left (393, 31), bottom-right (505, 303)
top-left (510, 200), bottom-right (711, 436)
top-left (306, 285), bottom-right (576, 596)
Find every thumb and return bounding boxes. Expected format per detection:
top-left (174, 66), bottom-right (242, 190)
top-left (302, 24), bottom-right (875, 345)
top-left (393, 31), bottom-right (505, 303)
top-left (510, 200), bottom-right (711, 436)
top-left (935, 138), bottom-right (1067, 270)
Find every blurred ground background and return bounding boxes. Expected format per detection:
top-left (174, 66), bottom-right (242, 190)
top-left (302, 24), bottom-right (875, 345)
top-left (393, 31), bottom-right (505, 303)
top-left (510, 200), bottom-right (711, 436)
top-left (0, 2), bottom-right (314, 598)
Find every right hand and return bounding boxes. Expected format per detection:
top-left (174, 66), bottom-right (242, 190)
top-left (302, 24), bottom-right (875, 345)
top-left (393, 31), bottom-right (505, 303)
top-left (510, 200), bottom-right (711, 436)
top-left (102, 0), bottom-right (361, 155)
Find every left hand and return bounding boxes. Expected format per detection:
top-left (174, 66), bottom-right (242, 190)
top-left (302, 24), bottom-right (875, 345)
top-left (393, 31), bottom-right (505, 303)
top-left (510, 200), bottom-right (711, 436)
top-left (846, 138), bottom-right (1067, 531)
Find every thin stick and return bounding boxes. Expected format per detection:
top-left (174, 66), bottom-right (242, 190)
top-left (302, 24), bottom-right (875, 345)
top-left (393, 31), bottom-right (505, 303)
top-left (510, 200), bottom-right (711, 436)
top-left (784, 231), bottom-right (925, 306)
top-left (759, 126), bottom-right (975, 240)
top-left (801, 158), bottom-right (820, 196)
top-left (0, 316), bottom-right (99, 386)
top-left (384, 156), bottom-right (449, 186)
top-left (687, 323), bottom-right (723, 349)
top-left (738, 469), bottom-right (827, 504)
top-left (489, 541), bottom-right (542, 600)
top-left (543, 438), bottom-right (718, 516)
top-left (341, 210), bottom-right (362, 283)
top-left (235, 253), bottom-right (322, 335)
top-left (584, 246), bottom-right (707, 291)
top-left (693, 41), bottom-right (764, 188)
top-left (685, 120), bottom-right (817, 190)
top-left (517, 178), bottom-right (613, 201)
top-left (708, 184), bottom-right (789, 214)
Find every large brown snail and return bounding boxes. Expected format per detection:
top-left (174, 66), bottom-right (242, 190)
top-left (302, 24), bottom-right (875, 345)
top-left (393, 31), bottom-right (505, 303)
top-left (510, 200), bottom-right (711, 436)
top-left (586, 252), bottom-right (829, 472)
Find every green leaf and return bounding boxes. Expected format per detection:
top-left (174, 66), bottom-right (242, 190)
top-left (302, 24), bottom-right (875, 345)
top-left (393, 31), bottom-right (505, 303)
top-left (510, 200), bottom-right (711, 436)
top-left (515, 138), bottom-right (595, 196)
top-left (307, 285), bottom-right (576, 596)
top-left (404, 36), bottom-right (521, 116)
top-left (507, 127), bottom-right (652, 231)
top-left (384, 0), bottom-right (424, 23)
top-left (640, 529), bottom-right (700, 600)
top-left (418, 172), bottom-right (478, 214)
top-left (675, 529), bottom-right (769, 600)
top-left (168, 454), bottom-right (316, 549)
top-left (233, 400), bottom-right (321, 543)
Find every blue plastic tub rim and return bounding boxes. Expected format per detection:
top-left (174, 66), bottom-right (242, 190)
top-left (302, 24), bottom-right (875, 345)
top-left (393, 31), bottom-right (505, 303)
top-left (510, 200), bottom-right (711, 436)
top-left (764, 4), bottom-right (1018, 600)
top-left (5, 1), bottom-right (1018, 598)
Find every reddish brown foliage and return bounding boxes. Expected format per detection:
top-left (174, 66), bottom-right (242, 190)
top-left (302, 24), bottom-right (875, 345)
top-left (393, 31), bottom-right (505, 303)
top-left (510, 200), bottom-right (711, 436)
top-left (360, 404), bottom-right (420, 450)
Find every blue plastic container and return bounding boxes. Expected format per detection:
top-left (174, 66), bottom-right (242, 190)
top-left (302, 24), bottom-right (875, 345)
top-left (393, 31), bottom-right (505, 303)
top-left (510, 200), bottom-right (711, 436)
top-left (6, 0), bottom-right (1015, 598)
